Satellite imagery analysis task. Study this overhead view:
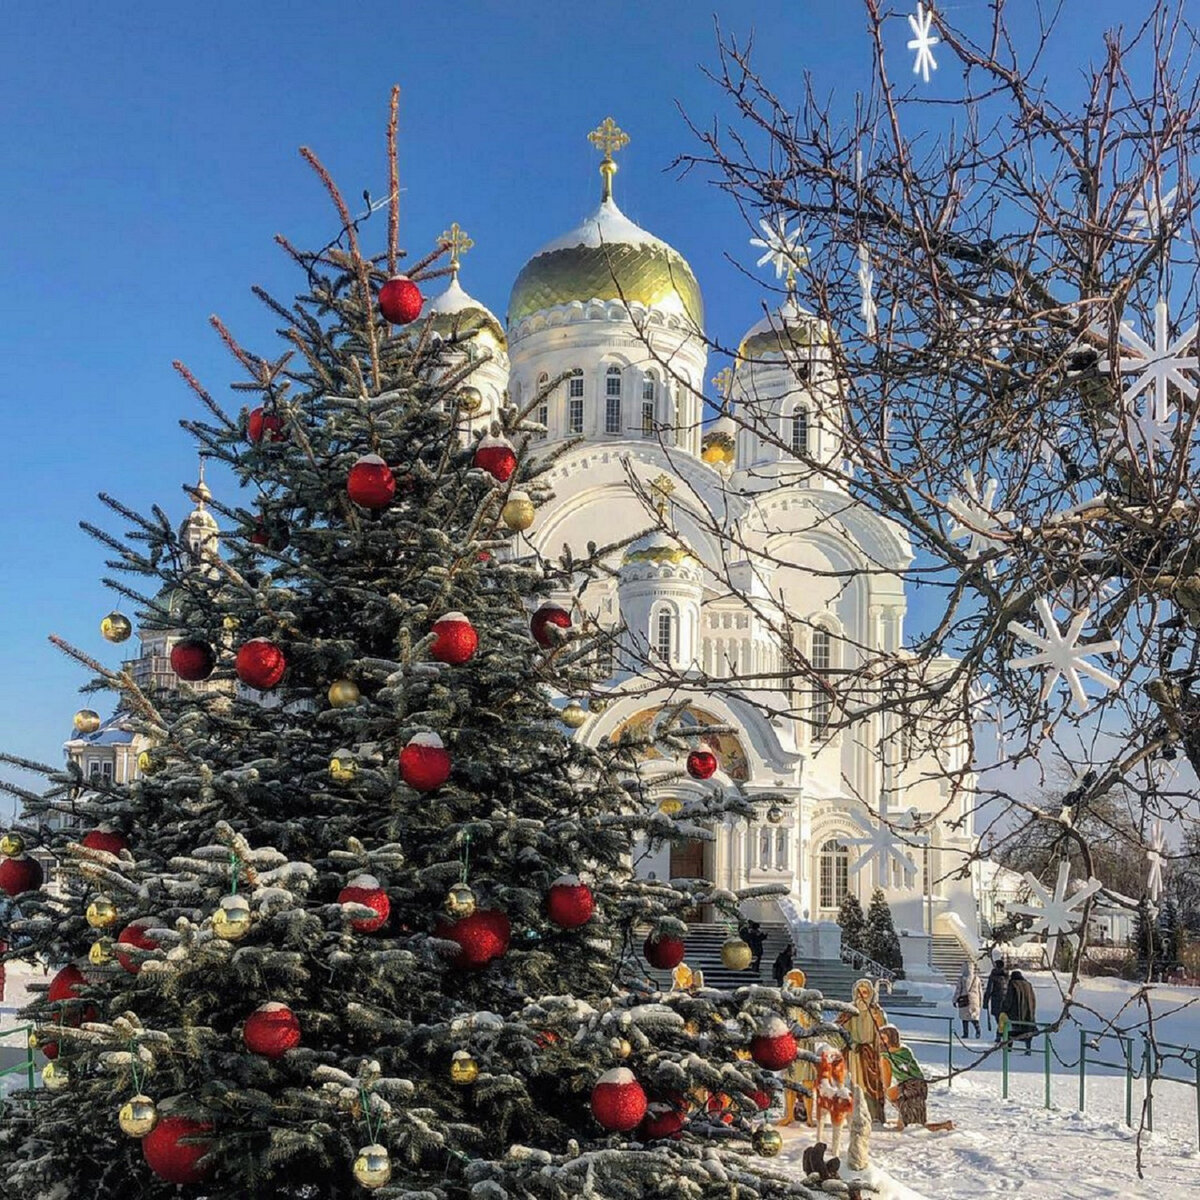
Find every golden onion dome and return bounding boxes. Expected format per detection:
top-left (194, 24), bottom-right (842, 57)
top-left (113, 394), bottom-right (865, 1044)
top-left (621, 530), bottom-right (700, 569)
top-left (737, 296), bottom-right (827, 361)
top-left (423, 276), bottom-right (507, 352)
top-left (701, 415), bottom-right (737, 467)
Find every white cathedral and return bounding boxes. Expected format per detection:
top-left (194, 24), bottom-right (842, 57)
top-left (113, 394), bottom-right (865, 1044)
top-left (61, 121), bottom-right (980, 981)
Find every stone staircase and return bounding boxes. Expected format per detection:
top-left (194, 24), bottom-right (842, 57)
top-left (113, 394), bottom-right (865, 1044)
top-left (930, 932), bottom-right (976, 984)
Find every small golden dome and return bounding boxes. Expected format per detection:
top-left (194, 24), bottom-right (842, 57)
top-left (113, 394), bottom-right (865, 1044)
top-left (424, 277), bottom-right (507, 351)
top-left (737, 296), bottom-right (827, 361)
top-left (621, 531), bottom-right (699, 568)
top-left (701, 415), bottom-right (737, 467)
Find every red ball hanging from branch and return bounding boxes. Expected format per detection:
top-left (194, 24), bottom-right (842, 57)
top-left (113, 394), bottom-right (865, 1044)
top-left (640, 1093), bottom-right (687, 1140)
top-left (0, 855), bottom-right (43, 898)
top-left (242, 1002), bottom-right (301, 1060)
top-left (750, 1017), bottom-right (798, 1071)
top-left (169, 639), bottom-right (216, 682)
top-left (435, 908), bottom-right (511, 969)
top-left (590, 1067), bottom-right (648, 1131)
top-left (338, 875), bottom-right (391, 934)
top-left (473, 434), bottom-right (518, 483)
top-left (142, 1115), bottom-right (214, 1185)
top-left (82, 827), bottom-right (127, 857)
top-left (347, 453), bottom-right (396, 510)
top-left (545, 875), bottom-right (595, 929)
top-left (236, 639), bottom-right (286, 691)
top-left (530, 605), bottom-right (572, 648)
top-left (47, 964), bottom-right (97, 1025)
top-left (247, 407), bottom-right (285, 445)
top-left (642, 932), bottom-right (686, 970)
top-left (686, 749), bottom-right (718, 780)
top-left (399, 733), bottom-right (452, 792)
top-left (430, 612), bottom-right (478, 665)
top-left (378, 275), bottom-right (424, 325)
top-left (115, 919), bottom-right (159, 975)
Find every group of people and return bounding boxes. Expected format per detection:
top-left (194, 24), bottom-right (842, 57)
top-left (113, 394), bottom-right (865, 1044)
top-left (954, 958), bottom-right (1038, 1053)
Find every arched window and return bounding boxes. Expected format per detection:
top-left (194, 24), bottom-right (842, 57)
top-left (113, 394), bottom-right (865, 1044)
top-left (819, 839), bottom-right (850, 910)
top-left (655, 610), bottom-right (673, 661)
top-left (641, 375), bottom-right (656, 437)
top-left (792, 408), bottom-right (809, 454)
top-left (673, 381), bottom-right (686, 447)
top-left (568, 368), bottom-right (584, 433)
top-left (605, 366), bottom-right (622, 434)
top-left (535, 373), bottom-right (550, 440)
top-left (811, 627), bottom-right (832, 736)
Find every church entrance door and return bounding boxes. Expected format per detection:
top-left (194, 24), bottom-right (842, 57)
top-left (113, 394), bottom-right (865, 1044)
top-left (670, 838), bottom-right (711, 921)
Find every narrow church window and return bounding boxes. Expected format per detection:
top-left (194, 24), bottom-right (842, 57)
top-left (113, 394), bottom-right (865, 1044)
top-left (759, 827), bottom-right (771, 870)
top-left (792, 408), bottom-right (809, 454)
top-left (775, 827), bottom-right (788, 870)
top-left (655, 610), bottom-right (672, 661)
top-left (819, 839), bottom-right (849, 909)
top-left (535, 373), bottom-right (550, 440)
top-left (811, 627), bottom-right (832, 735)
top-left (568, 369), bottom-right (584, 433)
top-left (642, 376), bottom-right (656, 437)
top-left (605, 367), bottom-right (622, 434)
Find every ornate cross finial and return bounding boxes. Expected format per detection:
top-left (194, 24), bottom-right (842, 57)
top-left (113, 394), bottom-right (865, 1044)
top-left (649, 473), bottom-right (676, 521)
top-left (439, 222), bottom-right (474, 281)
top-left (588, 117), bottom-right (630, 202)
top-left (711, 367), bottom-right (734, 400)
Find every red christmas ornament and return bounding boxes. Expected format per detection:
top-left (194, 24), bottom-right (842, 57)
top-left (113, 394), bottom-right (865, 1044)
top-left (142, 1115), bottom-right (214, 1185)
top-left (347, 453), bottom-right (396, 510)
top-left (545, 875), bottom-right (595, 929)
top-left (47, 964), bottom-right (97, 1024)
top-left (435, 908), bottom-right (511, 969)
top-left (686, 749), bottom-right (718, 780)
top-left (641, 1093), bottom-right (687, 1140)
top-left (530, 605), bottom-right (572, 648)
top-left (247, 406), bottom-right (285, 445)
top-left (746, 1088), bottom-right (773, 1112)
top-left (0, 855), bottom-right (43, 898)
top-left (750, 1017), bottom-right (798, 1071)
top-left (590, 1067), bottom-right (647, 1132)
top-left (236, 639), bottom-right (286, 691)
top-left (473, 434), bottom-right (518, 483)
top-left (642, 933), bottom-right (686, 970)
top-left (706, 1092), bottom-right (734, 1125)
top-left (430, 612), bottom-right (478, 665)
top-left (242, 1002), bottom-right (301, 1060)
top-left (378, 274), bottom-right (424, 324)
top-left (339, 875), bottom-right (390, 934)
top-left (399, 733), bottom-right (451, 791)
top-left (249, 519), bottom-right (289, 551)
top-left (116, 919), bottom-right (159, 975)
top-left (169, 639), bottom-right (216, 682)
top-left (82, 828), bottom-right (127, 857)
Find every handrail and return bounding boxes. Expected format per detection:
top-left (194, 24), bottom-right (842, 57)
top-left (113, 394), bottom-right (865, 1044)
top-left (0, 1024), bottom-right (37, 1093)
top-left (839, 944), bottom-right (898, 985)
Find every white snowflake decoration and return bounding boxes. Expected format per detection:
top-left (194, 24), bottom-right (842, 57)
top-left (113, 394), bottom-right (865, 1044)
top-left (1008, 861), bottom-right (1103, 966)
top-left (946, 469), bottom-right (1014, 576)
top-left (846, 802), bottom-right (925, 888)
top-left (1096, 297), bottom-right (1199, 417)
top-left (968, 681), bottom-right (1008, 761)
top-left (1128, 181), bottom-right (1178, 236)
top-left (1102, 386), bottom-right (1177, 466)
top-left (906, 3), bottom-right (940, 84)
top-left (1007, 597), bottom-right (1120, 712)
top-left (1146, 819), bottom-right (1166, 905)
top-left (749, 218), bottom-right (808, 281)
top-left (857, 243), bottom-right (878, 338)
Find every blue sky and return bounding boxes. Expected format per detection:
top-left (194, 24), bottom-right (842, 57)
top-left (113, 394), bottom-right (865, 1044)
top-left (0, 1), bottom-right (1137, 808)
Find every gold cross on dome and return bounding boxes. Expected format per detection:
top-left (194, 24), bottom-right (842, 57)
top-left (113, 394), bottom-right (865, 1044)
top-left (712, 368), bottom-right (733, 399)
top-left (588, 117), bottom-right (630, 201)
top-left (439, 222), bottom-right (474, 278)
top-left (649, 473), bottom-right (676, 519)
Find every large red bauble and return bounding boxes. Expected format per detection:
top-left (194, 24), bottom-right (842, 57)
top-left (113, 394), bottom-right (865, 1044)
top-left (641, 1093), bottom-right (687, 1140)
top-left (116, 919), bottom-right (159, 975)
top-left (746, 1088), bottom-right (773, 1112)
top-left (686, 749), bottom-right (718, 780)
top-left (378, 275), bottom-right (424, 325)
top-left (82, 828), bottom-right (127, 857)
top-left (47, 964), bottom-right (97, 1024)
top-left (169, 639), bottom-right (216, 682)
top-left (339, 875), bottom-right (390, 934)
top-left (530, 605), bottom-right (571, 648)
top-left (750, 1017), bottom-right (798, 1071)
top-left (642, 933), bottom-right (686, 970)
top-left (399, 733), bottom-right (451, 791)
top-left (546, 875), bottom-right (595, 929)
top-left (243, 1002), bottom-right (301, 1060)
top-left (347, 453), bottom-right (396, 510)
top-left (430, 612), bottom-right (478, 665)
top-left (435, 909), bottom-right (511, 969)
top-left (591, 1067), bottom-right (648, 1132)
top-left (235, 639), bottom-right (286, 690)
top-left (473, 435), bottom-right (518, 483)
top-left (142, 1115), bottom-right (214, 1185)
top-left (0, 856), bottom-right (43, 898)
top-left (247, 406), bottom-right (285, 445)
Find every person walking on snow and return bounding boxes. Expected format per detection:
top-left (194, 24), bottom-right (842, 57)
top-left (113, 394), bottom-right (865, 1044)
top-left (982, 958), bottom-right (1009, 1042)
top-left (952, 960), bottom-right (983, 1039)
top-left (999, 969), bottom-right (1037, 1054)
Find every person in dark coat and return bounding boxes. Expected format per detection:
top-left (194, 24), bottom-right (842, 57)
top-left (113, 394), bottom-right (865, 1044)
top-left (982, 959), bottom-right (1009, 1042)
top-left (745, 920), bottom-right (766, 973)
top-left (999, 969), bottom-right (1037, 1054)
top-left (773, 943), bottom-right (795, 987)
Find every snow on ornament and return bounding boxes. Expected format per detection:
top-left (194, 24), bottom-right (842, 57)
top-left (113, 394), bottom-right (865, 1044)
top-left (1007, 597), bottom-right (1120, 712)
top-left (545, 875), bottom-right (595, 929)
top-left (430, 612), bottom-right (478, 664)
top-left (590, 1067), bottom-right (648, 1131)
top-left (473, 434), bottom-right (518, 482)
top-left (1007, 859), bottom-right (1103, 966)
top-left (1146, 819), bottom-right (1167, 905)
top-left (346, 453), bottom-right (396, 510)
top-left (906, 2), bottom-right (940, 83)
top-left (243, 1002), bottom-right (301, 1059)
top-left (945, 469), bottom-right (1013, 577)
top-left (399, 732), bottom-right (452, 791)
top-left (339, 875), bottom-right (391, 933)
top-left (82, 827), bottom-right (127, 856)
top-left (640, 1093), bottom-right (687, 1140)
top-left (750, 1016), bottom-right (798, 1071)
top-left (116, 919), bottom-right (159, 974)
top-left (247, 406), bottom-right (285, 445)
top-left (749, 217), bottom-right (808, 281)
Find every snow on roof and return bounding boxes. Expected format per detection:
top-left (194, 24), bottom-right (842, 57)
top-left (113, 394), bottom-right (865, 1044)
top-left (533, 197), bottom-right (669, 257)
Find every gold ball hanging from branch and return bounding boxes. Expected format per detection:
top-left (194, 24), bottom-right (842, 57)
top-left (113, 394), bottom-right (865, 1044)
top-left (588, 696), bottom-right (610, 714)
top-left (211, 893), bottom-right (252, 942)
top-left (42, 1062), bottom-right (69, 1091)
top-left (89, 939), bottom-right (113, 966)
top-left (753, 1127), bottom-right (783, 1157)
top-left (611, 1037), bottom-right (632, 1060)
top-left (560, 701), bottom-right (587, 729)
top-left (118, 1093), bottom-right (159, 1138)
top-left (86, 896), bottom-right (119, 929)
top-left (501, 491), bottom-right (535, 532)
top-left (328, 679), bottom-right (360, 709)
top-left (449, 1049), bottom-right (479, 1085)
top-left (444, 883), bottom-right (476, 919)
top-left (100, 612), bottom-right (133, 644)
top-left (458, 386), bottom-right (484, 415)
top-left (658, 797), bottom-right (683, 817)
top-left (0, 832), bottom-right (25, 858)
top-left (136, 749), bottom-right (157, 775)
top-left (330, 752), bottom-right (358, 783)
top-left (721, 936), bottom-right (753, 971)
top-left (73, 710), bottom-right (101, 735)
top-left (352, 1144), bottom-right (392, 1190)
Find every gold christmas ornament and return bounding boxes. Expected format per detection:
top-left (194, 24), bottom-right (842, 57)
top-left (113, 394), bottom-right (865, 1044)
top-left (449, 1050), bottom-right (479, 1085)
top-left (328, 679), bottom-right (361, 709)
top-left (766, 804), bottom-right (785, 825)
top-left (0, 831), bottom-right (25, 857)
top-left (136, 749), bottom-right (156, 775)
top-left (222, 614), bottom-right (239, 631)
top-left (734, 1048), bottom-right (752, 1062)
top-left (212, 893), bottom-right (252, 942)
top-left (444, 882), bottom-right (476, 919)
top-left (684, 1019), bottom-right (700, 1036)
top-left (88, 939), bottom-right (113, 966)
top-left (587, 696), bottom-right (610, 714)
top-left (27, 1030), bottom-right (40, 1052)
top-left (560, 701), bottom-right (587, 729)
top-left (721, 936), bottom-right (753, 971)
top-left (42, 1062), bottom-right (69, 1091)
top-left (330, 752), bottom-right (358, 783)
top-left (753, 1127), bottom-right (784, 1157)
top-left (100, 612), bottom-right (133, 644)
top-left (658, 797), bottom-right (683, 817)
top-left (73, 709), bottom-right (101, 735)
top-left (501, 491), bottom-right (535, 532)
top-left (352, 1144), bottom-right (392, 1190)
top-left (86, 896), bottom-right (119, 929)
top-left (118, 1093), bottom-right (159, 1138)
top-left (458, 385), bottom-right (484, 415)
top-left (611, 1037), bottom-right (632, 1060)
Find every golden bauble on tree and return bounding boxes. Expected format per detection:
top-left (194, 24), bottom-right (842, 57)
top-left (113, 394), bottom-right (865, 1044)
top-left (501, 491), bottom-right (535, 532)
top-left (449, 1050), bottom-right (479, 1085)
top-left (611, 1037), bottom-right (632, 1060)
top-left (0, 831), bottom-right (24, 857)
top-left (330, 751), bottom-right (358, 783)
top-left (721, 936), bottom-right (753, 971)
top-left (42, 1062), bottom-right (69, 1091)
top-left (73, 709), bottom-right (101, 735)
top-left (86, 896), bottom-right (118, 929)
top-left (118, 1093), bottom-right (159, 1138)
top-left (458, 385), bottom-right (484, 415)
top-left (560, 701), bottom-right (587, 729)
top-left (444, 883), bottom-right (476, 919)
top-left (100, 612), bottom-right (133, 643)
top-left (328, 679), bottom-right (360, 709)
top-left (352, 1144), bottom-right (392, 1190)
top-left (212, 894), bottom-right (252, 941)
top-left (658, 797), bottom-right (683, 817)
top-left (753, 1127), bottom-right (784, 1157)
top-left (89, 940), bottom-right (113, 966)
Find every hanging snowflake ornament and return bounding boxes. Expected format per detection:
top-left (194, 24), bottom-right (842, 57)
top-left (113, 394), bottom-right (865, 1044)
top-left (1145, 819), bottom-right (1167, 905)
top-left (857, 243), bottom-right (877, 338)
top-left (1102, 381), bottom-right (1178, 466)
top-left (1128, 181), bottom-right (1178, 236)
top-left (1007, 597), bottom-right (1120, 712)
top-left (1008, 860), bottom-right (1103, 966)
top-left (846, 801), bottom-right (924, 888)
top-left (906, 3), bottom-right (940, 84)
top-left (1097, 297), bottom-right (1199, 416)
top-left (749, 218), bottom-right (808, 281)
top-left (946, 469), bottom-right (1014, 576)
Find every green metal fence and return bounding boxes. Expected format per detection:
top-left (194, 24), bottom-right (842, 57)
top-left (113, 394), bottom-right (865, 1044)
top-left (0, 1026), bottom-right (36, 1095)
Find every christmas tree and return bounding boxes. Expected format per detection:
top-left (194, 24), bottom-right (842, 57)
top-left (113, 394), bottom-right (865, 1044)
top-left (863, 889), bottom-right (903, 975)
top-left (836, 893), bottom-right (866, 955)
top-left (0, 97), bottom-right (851, 1199)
